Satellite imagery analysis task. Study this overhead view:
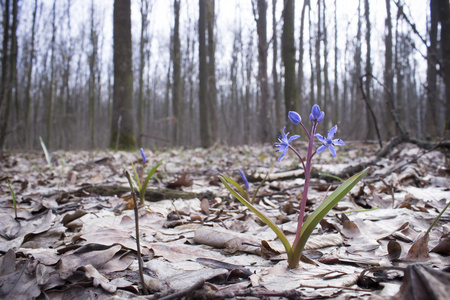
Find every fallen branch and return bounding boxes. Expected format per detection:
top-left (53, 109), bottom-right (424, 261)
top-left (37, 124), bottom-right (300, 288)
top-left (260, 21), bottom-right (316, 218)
top-left (72, 185), bottom-right (210, 201)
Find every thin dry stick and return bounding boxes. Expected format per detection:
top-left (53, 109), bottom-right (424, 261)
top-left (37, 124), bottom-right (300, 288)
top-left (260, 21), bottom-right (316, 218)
top-left (125, 171), bottom-right (148, 295)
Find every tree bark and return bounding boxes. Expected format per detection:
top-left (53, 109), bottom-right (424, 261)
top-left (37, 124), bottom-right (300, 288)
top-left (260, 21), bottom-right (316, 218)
top-left (364, 0), bottom-right (374, 140)
top-left (111, 0), bottom-right (135, 150)
top-left (0, 0), bottom-right (17, 149)
top-left (384, 0), bottom-right (395, 136)
top-left (206, 0), bottom-right (217, 142)
top-left (199, 0), bottom-right (211, 148)
top-left (298, 0), bottom-right (309, 113)
top-left (253, 0), bottom-right (270, 142)
top-left (282, 0), bottom-right (297, 114)
top-left (272, 0), bottom-right (282, 130)
top-left (172, 0), bottom-right (182, 145)
top-left (438, 0), bottom-right (450, 132)
top-left (88, 0), bottom-right (98, 149)
top-left (24, 0), bottom-right (38, 148)
top-left (315, 0), bottom-right (322, 109)
top-left (426, 0), bottom-right (439, 136)
top-left (138, 0), bottom-right (150, 147)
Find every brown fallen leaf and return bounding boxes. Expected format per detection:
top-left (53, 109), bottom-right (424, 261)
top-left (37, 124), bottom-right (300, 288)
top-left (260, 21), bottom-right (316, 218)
top-left (0, 249), bottom-right (41, 299)
top-left (430, 233), bottom-right (450, 255)
top-left (406, 233), bottom-right (429, 260)
top-left (392, 264), bottom-right (450, 300)
top-left (201, 198), bottom-right (210, 215)
top-left (387, 240), bottom-right (402, 261)
top-left (166, 173), bottom-right (193, 188)
top-left (194, 226), bottom-right (260, 254)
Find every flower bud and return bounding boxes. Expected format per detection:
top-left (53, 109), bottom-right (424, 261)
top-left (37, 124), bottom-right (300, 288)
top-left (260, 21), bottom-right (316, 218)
top-left (288, 111), bottom-right (302, 125)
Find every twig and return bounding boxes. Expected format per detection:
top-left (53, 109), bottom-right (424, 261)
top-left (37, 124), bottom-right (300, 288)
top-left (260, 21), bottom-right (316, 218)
top-left (125, 171), bottom-right (148, 295)
top-left (359, 75), bottom-right (383, 148)
top-left (157, 278), bottom-right (205, 300)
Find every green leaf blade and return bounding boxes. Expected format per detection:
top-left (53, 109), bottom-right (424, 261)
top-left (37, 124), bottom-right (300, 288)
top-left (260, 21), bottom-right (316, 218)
top-left (219, 176), bottom-right (292, 257)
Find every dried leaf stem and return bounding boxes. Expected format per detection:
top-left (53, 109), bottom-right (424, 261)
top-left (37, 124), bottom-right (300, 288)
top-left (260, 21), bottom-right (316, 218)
top-left (125, 171), bottom-right (148, 295)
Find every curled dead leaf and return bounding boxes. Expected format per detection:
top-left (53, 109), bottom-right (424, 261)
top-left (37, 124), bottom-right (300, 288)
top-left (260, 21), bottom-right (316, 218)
top-left (387, 240), bottom-right (402, 261)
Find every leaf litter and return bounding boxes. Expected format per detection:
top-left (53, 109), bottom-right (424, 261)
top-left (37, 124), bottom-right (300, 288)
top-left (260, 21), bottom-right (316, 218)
top-left (0, 142), bottom-right (449, 299)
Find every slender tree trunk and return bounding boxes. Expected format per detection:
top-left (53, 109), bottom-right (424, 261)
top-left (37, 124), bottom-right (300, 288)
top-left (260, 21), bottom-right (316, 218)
top-left (111, 0), bottom-right (135, 149)
top-left (364, 0), bottom-right (373, 140)
top-left (272, 0), bottom-right (282, 130)
top-left (24, 0), bottom-right (38, 148)
top-left (322, 0), bottom-right (330, 122)
top-left (315, 0), bottom-right (322, 109)
top-left (172, 0), bottom-right (182, 145)
top-left (298, 0), bottom-right (309, 113)
top-left (426, 0), bottom-right (439, 136)
top-left (206, 0), bottom-right (217, 142)
top-left (253, 0), bottom-right (270, 142)
top-left (352, 0), bottom-right (362, 139)
top-left (333, 0), bottom-right (339, 125)
top-left (138, 0), bottom-right (150, 146)
top-left (384, 0), bottom-right (395, 137)
top-left (46, 0), bottom-right (56, 148)
top-left (438, 0), bottom-right (450, 132)
top-left (309, 5), bottom-right (315, 108)
top-left (199, 0), bottom-right (211, 147)
top-left (88, 0), bottom-right (98, 148)
top-left (282, 0), bottom-right (297, 114)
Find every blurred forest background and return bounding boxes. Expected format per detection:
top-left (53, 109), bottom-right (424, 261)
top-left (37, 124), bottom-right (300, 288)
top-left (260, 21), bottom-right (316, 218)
top-left (0, 0), bottom-right (449, 150)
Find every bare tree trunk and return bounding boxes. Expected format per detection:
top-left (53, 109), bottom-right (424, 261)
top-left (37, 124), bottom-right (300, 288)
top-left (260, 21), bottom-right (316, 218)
top-left (172, 0), bottom-right (182, 145)
top-left (426, 0), bottom-right (439, 136)
top-left (438, 0), bottom-right (450, 132)
top-left (384, 0), bottom-right (395, 136)
top-left (199, 0), bottom-right (211, 147)
top-left (364, 0), bottom-right (373, 140)
top-left (88, 0), bottom-right (98, 148)
top-left (309, 5), bottom-right (315, 108)
top-left (298, 0), bottom-right (309, 113)
top-left (282, 0), bottom-right (297, 114)
top-left (272, 0), bottom-right (282, 130)
top-left (111, 0), bottom-right (135, 149)
top-left (333, 0), bottom-right (339, 125)
top-left (0, 0), bottom-right (18, 149)
top-left (315, 0), bottom-right (322, 109)
top-left (206, 0), bottom-right (217, 143)
top-left (322, 0), bottom-right (330, 122)
top-left (253, 0), bottom-right (270, 142)
top-left (138, 0), bottom-right (150, 146)
top-left (46, 0), bottom-right (56, 148)
top-left (351, 0), bottom-right (362, 139)
top-left (24, 0), bottom-right (38, 148)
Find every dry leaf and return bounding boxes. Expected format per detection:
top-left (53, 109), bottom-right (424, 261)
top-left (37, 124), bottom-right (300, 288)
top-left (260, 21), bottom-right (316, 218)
top-left (406, 233), bottom-right (429, 260)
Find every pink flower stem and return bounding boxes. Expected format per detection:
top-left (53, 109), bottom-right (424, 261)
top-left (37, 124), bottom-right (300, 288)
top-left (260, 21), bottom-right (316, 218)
top-left (293, 121), bottom-right (317, 249)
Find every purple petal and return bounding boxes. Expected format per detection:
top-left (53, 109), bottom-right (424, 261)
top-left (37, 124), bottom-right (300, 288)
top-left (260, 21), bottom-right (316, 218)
top-left (333, 138), bottom-right (345, 146)
top-left (239, 169), bottom-right (249, 189)
top-left (329, 145), bottom-right (336, 157)
top-left (317, 144), bottom-right (327, 153)
top-left (140, 148), bottom-right (147, 163)
top-left (314, 134), bottom-right (327, 144)
top-left (278, 150), bottom-right (287, 162)
top-left (317, 111), bottom-right (325, 123)
top-left (288, 135), bottom-right (300, 143)
top-left (327, 125), bottom-right (337, 140)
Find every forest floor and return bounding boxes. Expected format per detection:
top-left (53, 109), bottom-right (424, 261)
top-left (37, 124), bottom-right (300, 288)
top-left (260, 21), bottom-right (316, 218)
top-left (0, 141), bottom-right (449, 299)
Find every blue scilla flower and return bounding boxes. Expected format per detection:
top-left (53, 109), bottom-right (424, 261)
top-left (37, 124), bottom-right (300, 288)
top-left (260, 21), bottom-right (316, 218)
top-left (140, 148), bottom-right (147, 163)
top-left (314, 125), bottom-right (345, 157)
top-left (309, 104), bottom-right (325, 123)
top-left (238, 169), bottom-right (249, 189)
top-left (275, 126), bottom-right (300, 162)
top-left (288, 111), bottom-right (302, 125)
